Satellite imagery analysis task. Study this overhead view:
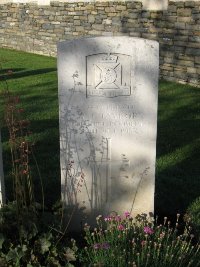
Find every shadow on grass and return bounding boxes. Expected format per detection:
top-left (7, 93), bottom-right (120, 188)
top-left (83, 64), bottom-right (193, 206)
top-left (0, 63), bottom-right (59, 205)
top-left (0, 68), bottom-right (25, 74)
top-left (2, 118), bottom-right (60, 207)
top-left (1, 65), bottom-right (199, 216)
top-left (155, 80), bottom-right (200, 216)
top-left (0, 68), bottom-right (57, 80)
top-left (30, 119), bottom-right (60, 207)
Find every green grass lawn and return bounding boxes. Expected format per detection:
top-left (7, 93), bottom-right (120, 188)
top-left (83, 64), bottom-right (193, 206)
top-left (0, 48), bottom-right (59, 206)
top-left (0, 48), bottom-right (200, 216)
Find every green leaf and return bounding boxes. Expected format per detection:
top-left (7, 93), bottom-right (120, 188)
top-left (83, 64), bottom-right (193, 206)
top-left (22, 244), bottom-right (27, 252)
top-left (47, 256), bottom-right (61, 267)
top-left (6, 249), bottom-right (18, 261)
top-left (6, 246), bottom-right (25, 262)
top-left (0, 233), bottom-right (5, 249)
top-left (66, 263), bottom-right (75, 267)
top-left (63, 248), bottom-right (76, 262)
top-left (27, 264), bottom-right (33, 267)
top-left (39, 237), bottom-right (51, 254)
top-left (16, 246), bottom-right (25, 259)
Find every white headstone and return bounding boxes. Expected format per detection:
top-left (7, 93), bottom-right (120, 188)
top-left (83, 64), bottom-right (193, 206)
top-left (58, 37), bottom-right (159, 229)
top-left (0, 131), bottom-right (5, 206)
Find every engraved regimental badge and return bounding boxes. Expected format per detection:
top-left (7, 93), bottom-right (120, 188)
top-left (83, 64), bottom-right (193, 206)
top-left (86, 53), bottom-right (131, 98)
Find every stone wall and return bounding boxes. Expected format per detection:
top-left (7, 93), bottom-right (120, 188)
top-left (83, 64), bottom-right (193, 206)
top-left (0, 1), bottom-right (199, 86)
top-left (0, 0), bottom-right (169, 11)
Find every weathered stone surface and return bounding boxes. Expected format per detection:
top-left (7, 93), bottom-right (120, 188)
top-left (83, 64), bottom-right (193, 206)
top-left (101, 31), bottom-right (113, 36)
top-left (174, 22), bottom-right (186, 29)
top-left (195, 56), bottom-right (200, 63)
top-left (105, 7), bottom-right (116, 13)
top-left (142, 0), bottom-right (168, 11)
top-left (58, 36), bottom-right (159, 229)
top-left (88, 14), bottom-right (95, 23)
top-left (185, 1), bottom-right (196, 8)
top-left (186, 48), bottom-right (200, 56)
top-left (167, 4), bottom-right (177, 12)
top-left (92, 24), bottom-right (105, 30)
top-left (187, 67), bottom-right (197, 73)
top-left (177, 8), bottom-right (192, 16)
top-left (116, 5), bottom-right (126, 11)
top-left (177, 16), bottom-right (191, 22)
top-left (74, 20), bottom-right (80, 26)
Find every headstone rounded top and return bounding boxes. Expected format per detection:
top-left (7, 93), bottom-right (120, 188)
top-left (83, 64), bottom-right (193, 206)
top-left (58, 36), bottom-right (159, 48)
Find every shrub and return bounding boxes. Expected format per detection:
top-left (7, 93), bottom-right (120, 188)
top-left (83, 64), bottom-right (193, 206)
top-left (79, 212), bottom-right (200, 267)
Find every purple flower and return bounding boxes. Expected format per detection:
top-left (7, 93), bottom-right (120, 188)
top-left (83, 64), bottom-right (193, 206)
top-left (93, 242), bottom-right (110, 250)
top-left (144, 226), bottom-right (154, 235)
top-left (102, 242), bottom-right (110, 249)
top-left (93, 243), bottom-right (101, 250)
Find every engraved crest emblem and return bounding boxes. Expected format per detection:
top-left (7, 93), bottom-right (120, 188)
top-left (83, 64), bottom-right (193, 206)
top-left (86, 53), bottom-right (131, 97)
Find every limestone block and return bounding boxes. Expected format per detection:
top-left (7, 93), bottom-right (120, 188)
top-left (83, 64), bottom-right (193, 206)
top-left (92, 24), bottom-right (105, 30)
top-left (187, 67), bottom-right (197, 73)
top-left (105, 7), bottom-right (116, 13)
top-left (141, 0), bottom-right (168, 11)
top-left (174, 22), bottom-right (186, 29)
top-left (74, 20), bottom-right (81, 26)
top-left (88, 14), bottom-right (95, 23)
top-left (116, 5), bottom-right (126, 11)
top-left (177, 8), bottom-right (192, 16)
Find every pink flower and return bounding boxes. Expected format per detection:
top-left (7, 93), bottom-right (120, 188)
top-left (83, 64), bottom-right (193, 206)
top-left (118, 224), bottom-right (125, 231)
top-left (104, 216), bottom-right (112, 222)
top-left (144, 226), bottom-right (154, 235)
top-left (124, 211), bottom-right (130, 218)
top-left (102, 242), bottom-right (110, 249)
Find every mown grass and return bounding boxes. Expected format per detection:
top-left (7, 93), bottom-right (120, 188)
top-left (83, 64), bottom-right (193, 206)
top-left (0, 48), bottom-right (200, 216)
top-left (0, 48), bottom-right (59, 206)
top-left (156, 80), bottom-right (200, 216)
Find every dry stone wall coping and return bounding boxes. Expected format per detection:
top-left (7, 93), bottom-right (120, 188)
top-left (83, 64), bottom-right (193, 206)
top-left (0, 0), bottom-right (196, 10)
top-left (0, 0), bottom-right (199, 10)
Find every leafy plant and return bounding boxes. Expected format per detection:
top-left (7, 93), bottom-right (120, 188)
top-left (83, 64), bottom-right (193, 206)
top-left (0, 202), bottom-right (77, 267)
top-left (79, 212), bottom-right (200, 267)
top-left (0, 232), bottom-right (77, 267)
top-left (0, 66), bottom-right (37, 222)
top-left (185, 196), bottom-right (200, 237)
